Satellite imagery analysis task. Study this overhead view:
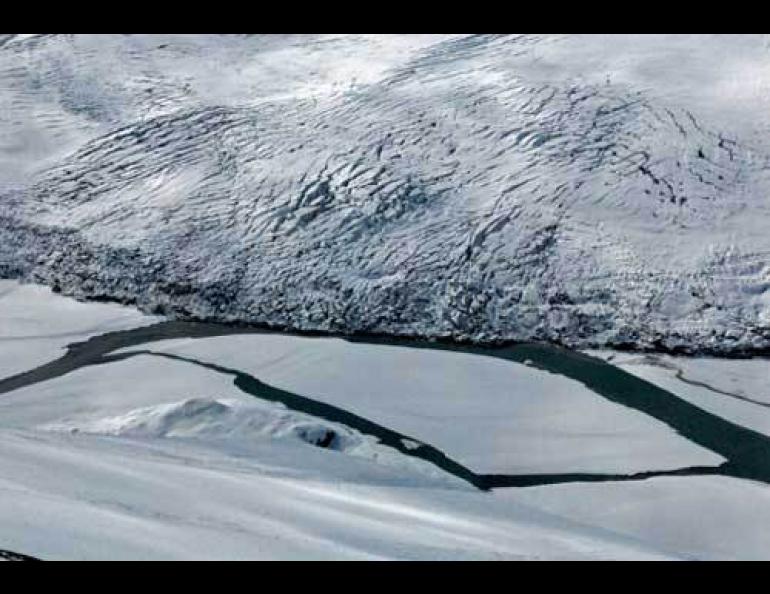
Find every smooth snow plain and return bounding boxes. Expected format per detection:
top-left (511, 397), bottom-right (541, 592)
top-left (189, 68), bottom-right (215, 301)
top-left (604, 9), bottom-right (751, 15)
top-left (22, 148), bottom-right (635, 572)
top-left (1, 281), bottom-right (768, 560)
top-left (0, 280), bottom-right (160, 377)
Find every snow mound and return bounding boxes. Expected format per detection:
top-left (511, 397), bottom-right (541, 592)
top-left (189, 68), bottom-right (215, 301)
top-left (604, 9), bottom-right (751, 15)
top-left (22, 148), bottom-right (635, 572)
top-left (40, 397), bottom-right (454, 482)
top-left (43, 397), bottom-right (354, 449)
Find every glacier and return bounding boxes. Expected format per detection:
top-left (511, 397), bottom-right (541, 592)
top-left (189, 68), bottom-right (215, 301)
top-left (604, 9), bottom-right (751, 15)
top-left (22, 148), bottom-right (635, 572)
top-left (2, 34), bottom-right (770, 353)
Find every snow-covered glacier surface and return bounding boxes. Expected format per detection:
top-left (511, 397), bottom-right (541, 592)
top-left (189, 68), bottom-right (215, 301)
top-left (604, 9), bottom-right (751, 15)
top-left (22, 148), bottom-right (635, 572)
top-left (2, 34), bottom-right (770, 351)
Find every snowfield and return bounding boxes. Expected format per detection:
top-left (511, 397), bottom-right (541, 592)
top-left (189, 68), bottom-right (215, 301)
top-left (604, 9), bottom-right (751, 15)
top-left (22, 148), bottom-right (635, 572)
top-left (1, 34), bottom-right (770, 352)
top-left (0, 280), bottom-right (159, 377)
top-left (1, 280), bottom-right (770, 560)
top-left (0, 431), bottom-right (677, 561)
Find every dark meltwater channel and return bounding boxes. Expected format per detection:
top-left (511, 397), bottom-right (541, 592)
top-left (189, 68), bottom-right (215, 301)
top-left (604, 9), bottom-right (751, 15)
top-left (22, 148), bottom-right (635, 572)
top-left (2, 320), bottom-right (769, 490)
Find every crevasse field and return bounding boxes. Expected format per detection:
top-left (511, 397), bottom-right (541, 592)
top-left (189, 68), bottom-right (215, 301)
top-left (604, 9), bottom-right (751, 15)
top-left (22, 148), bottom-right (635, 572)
top-left (2, 34), bottom-right (770, 561)
top-left (2, 34), bottom-right (770, 352)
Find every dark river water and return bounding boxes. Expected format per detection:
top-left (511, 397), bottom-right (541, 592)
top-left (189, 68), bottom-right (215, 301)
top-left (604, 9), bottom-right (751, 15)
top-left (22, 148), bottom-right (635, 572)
top-left (2, 320), bottom-right (769, 491)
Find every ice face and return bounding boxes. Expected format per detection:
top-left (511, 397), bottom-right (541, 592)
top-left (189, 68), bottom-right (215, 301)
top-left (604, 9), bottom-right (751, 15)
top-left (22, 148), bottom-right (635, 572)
top-left (2, 34), bottom-right (770, 352)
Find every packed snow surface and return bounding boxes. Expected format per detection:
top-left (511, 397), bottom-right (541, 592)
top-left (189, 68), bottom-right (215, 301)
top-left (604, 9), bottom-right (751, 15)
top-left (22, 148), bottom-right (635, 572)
top-left (2, 34), bottom-right (770, 352)
top-left (501, 475), bottom-right (770, 561)
top-left (0, 430), bottom-right (676, 560)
